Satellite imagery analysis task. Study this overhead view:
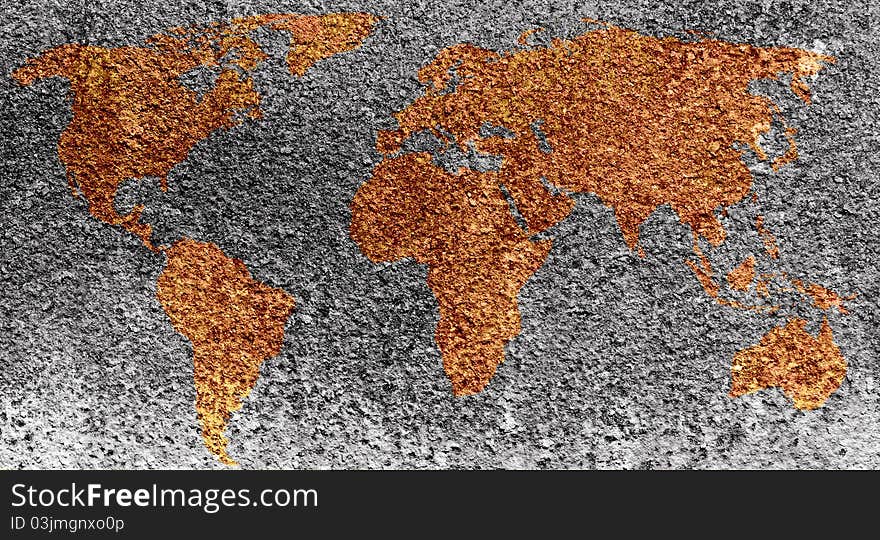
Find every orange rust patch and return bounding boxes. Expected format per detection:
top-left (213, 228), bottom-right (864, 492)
top-left (156, 238), bottom-right (295, 465)
top-left (13, 13), bottom-right (378, 250)
top-left (270, 13), bottom-right (380, 76)
top-left (351, 153), bottom-right (550, 395)
top-left (518, 27), bottom-right (545, 46)
top-left (727, 256), bottom-right (756, 291)
top-left (805, 283), bottom-right (853, 314)
top-left (729, 318), bottom-right (846, 409)
top-left (755, 215), bottom-right (780, 259)
top-left (792, 279), bottom-right (852, 314)
top-left (353, 23), bottom-right (833, 394)
top-left (755, 273), bottom-right (774, 298)
top-left (686, 245), bottom-right (719, 298)
top-left (771, 126), bottom-right (800, 171)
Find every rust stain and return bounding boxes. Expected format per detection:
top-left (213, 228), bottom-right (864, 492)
top-left (755, 273), bottom-right (774, 298)
top-left (156, 238), bottom-right (295, 465)
top-left (351, 153), bottom-right (551, 395)
top-left (729, 318), bottom-right (846, 409)
top-left (518, 28), bottom-right (545, 46)
top-left (755, 215), bottom-right (780, 258)
top-left (792, 279), bottom-right (852, 314)
top-left (12, 13), bottom-right (378, 250)
top-left (13, 11), bottom-right (377, 465)
top-left (805, 283), bottom-right (854, 314)
top-left (270, 13), bottom-right (379, 76)
top-left (772, 126), bottom-right (800, 171)
top-left (352, 22), bottom-right (834, 395)
top-left (686, 241), bottom-right (720, 298)
top-left (727, 256), bottom-right (756, 291)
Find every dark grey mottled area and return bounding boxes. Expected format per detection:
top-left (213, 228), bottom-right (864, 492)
top-left (1, 0), bottom-right (878, 469)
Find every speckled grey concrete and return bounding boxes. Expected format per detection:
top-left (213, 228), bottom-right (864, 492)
top-left (1, 0), bottom-right (878, 469)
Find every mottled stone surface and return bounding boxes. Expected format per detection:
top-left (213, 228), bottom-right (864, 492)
top-left (1, 0), bottom-right (878, 469)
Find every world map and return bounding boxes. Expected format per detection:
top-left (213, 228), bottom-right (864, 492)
top-left (13, 12), bottom-right (853, 465)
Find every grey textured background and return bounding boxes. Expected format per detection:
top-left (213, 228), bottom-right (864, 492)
top-left (1, 0), bottom-right (878, 469)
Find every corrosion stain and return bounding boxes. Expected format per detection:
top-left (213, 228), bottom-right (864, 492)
top-left (269, 13), bottom-right (379, 76)
top-left (804, 284), bottom-right (853, 314)
top-left (685, 242), bottom-right (719, 298)
top-left (156, 238), bottom-right (295, 465)
top-left (352, 22), bottom-right (834, 395)
top-left (351, 153), bottom-right (551, 395)
top-left (791, 279), bottom-right (852, 314)
top-left (755, 273), bottom-right (775, 298)
top-left (729, 318), bottom-right (846, 409)
top-left (755, 215), bottom-right (780, 259)
top-left (727, 256), bottom-right (756, 291)
top-left (12, 13), bottom-right (379, 250)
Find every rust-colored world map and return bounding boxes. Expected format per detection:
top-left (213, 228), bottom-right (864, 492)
top-left (14, 15), bottom-right (853, 465)
top-left (13, 12), bottom-right (379, 465)
top-left (351, 20), bottom-right (850, 400)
